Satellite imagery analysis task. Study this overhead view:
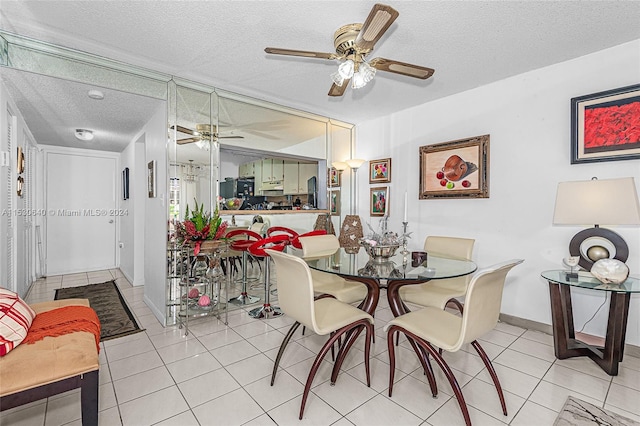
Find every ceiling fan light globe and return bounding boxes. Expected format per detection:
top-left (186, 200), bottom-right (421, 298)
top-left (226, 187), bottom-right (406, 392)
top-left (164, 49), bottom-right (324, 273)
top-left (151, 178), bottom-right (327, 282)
top-left (360, 61), bottom-right (376, 82)
top-left (351, 71), bottom-right (367, 89)
top-left (331, 71), bottom-right (345, 86)
top-left (338, 59), bottom-right (355, 79)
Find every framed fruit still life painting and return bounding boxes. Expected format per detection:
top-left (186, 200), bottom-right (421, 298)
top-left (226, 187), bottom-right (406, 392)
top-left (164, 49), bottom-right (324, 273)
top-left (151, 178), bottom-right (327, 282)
top-left (419, 135), bottom-right (489, 199)
top-left (571, 84), bottom-right (640, 164)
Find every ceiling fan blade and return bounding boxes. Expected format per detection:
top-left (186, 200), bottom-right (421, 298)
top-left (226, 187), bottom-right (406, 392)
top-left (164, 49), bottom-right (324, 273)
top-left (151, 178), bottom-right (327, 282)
top-left (177, 137), bottom-right (199, 144)
top-left (354, 3), bottom-right (399, 51)
top-left (218, 135), bottom-right (244, 139)
top-left (175, 125), bottom-right (195, 135)
top-left (328, 79), bottom-right (350, 97)
top-left (265, 47), bottom-right (337, 60)
top-left (369, 58), bottom-right (435, 79)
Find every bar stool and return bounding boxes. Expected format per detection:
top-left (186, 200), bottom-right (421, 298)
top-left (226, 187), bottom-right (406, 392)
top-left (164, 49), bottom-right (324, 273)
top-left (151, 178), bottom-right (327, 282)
top-left (266, 226), bottom-right (299, 245)
top-left (227, 229), bottom-right (262, 306)
top-left (248, 234), bottom-right (290, 319)
top-left (266, 227), bottom-right (299, 294)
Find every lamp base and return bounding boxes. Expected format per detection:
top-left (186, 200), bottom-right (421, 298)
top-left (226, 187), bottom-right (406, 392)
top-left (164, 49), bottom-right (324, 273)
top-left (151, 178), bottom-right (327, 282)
top-left (569, 227), bottom-right (629, 271)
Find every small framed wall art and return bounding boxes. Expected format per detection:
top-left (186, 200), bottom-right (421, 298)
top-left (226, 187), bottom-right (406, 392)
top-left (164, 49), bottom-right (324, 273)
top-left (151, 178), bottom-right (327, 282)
top-left (330, 190), bottom-right (340, 216)
top-left (419, 134), bottom-right (489, 199)
top-left (370, 186), bottom-right (389, 216)
top-left (147, 160), bottom-right (156, 198)
top-left (571, 84), bottom-right (640, 164)
top-left (369, 158), bottom-right (391, 183)
top-left (328, 167), bottom-right (341, 187)
top-left (17, 146), bottom-right (25, 174)
top-left (122, 167), bottom-right (130, 200)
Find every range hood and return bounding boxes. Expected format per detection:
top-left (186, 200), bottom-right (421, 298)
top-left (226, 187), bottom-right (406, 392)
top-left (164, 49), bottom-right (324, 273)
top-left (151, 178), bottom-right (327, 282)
top-left (260, 181), bottom-right (283, 191)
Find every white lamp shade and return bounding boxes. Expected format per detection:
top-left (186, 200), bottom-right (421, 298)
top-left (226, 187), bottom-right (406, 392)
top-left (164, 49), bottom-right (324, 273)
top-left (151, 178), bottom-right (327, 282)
top-left (346, 159), bottom-right (366, 170)
top-left (331, 161), bottom-right (349, 171)
top-left (553, 177), bottom-right (640, 226)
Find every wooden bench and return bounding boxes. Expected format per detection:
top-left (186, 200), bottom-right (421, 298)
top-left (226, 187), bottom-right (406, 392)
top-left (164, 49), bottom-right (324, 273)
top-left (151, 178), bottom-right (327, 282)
top-left (0, 299), bottom-right (100, 426)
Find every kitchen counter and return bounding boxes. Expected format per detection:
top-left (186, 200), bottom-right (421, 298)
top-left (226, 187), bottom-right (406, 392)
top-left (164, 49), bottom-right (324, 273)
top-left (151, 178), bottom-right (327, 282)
top-left (221, 209), bottom-right (329, 215)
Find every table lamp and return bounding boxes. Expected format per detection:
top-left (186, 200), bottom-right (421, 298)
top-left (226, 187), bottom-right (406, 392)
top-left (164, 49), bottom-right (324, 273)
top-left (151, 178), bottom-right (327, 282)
top-left (553, 177), bottom-right (640, 270)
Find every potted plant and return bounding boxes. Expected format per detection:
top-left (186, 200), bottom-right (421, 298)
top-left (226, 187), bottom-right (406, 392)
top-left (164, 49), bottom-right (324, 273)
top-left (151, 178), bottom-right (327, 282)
top-left (176, 200), bottom-right (228, 255)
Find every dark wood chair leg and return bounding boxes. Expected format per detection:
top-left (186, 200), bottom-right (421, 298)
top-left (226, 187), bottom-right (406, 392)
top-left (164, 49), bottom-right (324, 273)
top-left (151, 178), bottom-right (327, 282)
top-left (387, 330), bottom-right (397, 396)
top-left (406, 335), bottom-right (438, 397)
top-left (299, 319), bottom-right (371, 420)
top-left (271, 321), bottom-right (301, 385)
top-left (388, 325), bottom-right (471, 426)
top-left (471, 340), bottom-right (507, 416)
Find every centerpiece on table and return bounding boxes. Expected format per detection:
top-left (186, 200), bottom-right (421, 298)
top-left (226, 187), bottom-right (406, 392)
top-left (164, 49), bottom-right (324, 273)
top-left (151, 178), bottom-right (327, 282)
top-left (176, 200), bottom-right (228, 256)
top-left (360, 218), bottom-right (409, 264)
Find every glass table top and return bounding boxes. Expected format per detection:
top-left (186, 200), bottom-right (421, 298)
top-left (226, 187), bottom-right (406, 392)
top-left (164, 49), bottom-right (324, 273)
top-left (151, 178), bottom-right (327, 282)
top-left (305, 248), bottom-right (477, 281)
top-left (541, 270), bottom-right (640, 293)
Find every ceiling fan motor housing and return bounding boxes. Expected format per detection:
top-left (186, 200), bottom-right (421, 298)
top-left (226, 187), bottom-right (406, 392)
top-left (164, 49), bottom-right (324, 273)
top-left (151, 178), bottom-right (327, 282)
top-left (334, 23), bottom-right (371, 57)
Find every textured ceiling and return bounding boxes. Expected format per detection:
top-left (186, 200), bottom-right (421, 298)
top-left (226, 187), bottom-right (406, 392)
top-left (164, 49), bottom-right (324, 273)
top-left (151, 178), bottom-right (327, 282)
top-left (1, 1), bottom-right (639, 154)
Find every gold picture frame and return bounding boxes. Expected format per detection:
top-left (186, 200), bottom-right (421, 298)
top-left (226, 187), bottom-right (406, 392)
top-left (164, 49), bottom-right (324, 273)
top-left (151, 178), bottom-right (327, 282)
top-left (370, 186), bottom-right (389, 216)
top-left (369, 158), bottom-right (391, 183)
top-left (330, 190), bottom-right (340, 216)
top-left (328, 167), bottom-right (341, 187)
top-left (419, 135), bottom-right (490, 199)
top-left (17, 146), bottom-right (25, 174)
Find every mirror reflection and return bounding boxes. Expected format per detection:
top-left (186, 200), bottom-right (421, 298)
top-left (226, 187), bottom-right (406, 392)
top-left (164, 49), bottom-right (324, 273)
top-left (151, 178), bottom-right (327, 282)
top-left (0, 31), bottom-right (354, 328)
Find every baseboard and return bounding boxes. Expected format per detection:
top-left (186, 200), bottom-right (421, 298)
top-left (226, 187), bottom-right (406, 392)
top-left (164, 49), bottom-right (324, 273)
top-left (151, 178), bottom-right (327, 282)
top-left (144, 293), bottom-right (167, 326)
top-left (499, 313), bottom-right (640, 359)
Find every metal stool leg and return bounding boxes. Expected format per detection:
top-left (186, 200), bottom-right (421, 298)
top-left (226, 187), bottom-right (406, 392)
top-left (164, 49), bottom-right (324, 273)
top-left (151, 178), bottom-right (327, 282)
top-left (249, 256), bottom-right (283, 319)
top-left (229, 251), bottom-right (260, 305)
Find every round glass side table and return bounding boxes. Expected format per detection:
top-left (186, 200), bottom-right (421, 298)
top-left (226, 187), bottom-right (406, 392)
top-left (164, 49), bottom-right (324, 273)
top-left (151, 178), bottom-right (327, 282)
top-left (541, 270), bottom-right (640, 376)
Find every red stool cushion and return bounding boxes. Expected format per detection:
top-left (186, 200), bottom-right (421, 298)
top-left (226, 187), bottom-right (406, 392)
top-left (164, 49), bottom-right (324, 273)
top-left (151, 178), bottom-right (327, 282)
top-left (248, 235), bottom-right (290, 257)
top-left (227, 229), bottom-right (262, 252)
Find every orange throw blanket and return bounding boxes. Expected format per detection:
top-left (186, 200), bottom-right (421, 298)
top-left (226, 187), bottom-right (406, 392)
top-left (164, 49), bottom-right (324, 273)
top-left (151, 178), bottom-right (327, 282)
top-left (23, 306), bottom-right (101, 352)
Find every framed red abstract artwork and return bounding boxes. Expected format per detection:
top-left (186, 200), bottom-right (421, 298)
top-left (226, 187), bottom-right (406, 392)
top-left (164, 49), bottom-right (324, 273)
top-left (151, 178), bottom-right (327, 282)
top-left (571, 84), bottom-right (640, 164)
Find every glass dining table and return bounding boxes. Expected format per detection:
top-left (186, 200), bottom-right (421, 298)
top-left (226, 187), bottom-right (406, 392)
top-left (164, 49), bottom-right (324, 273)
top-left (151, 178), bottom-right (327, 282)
top-left (303, 247), bottom-right (477, 386)
top-left (304, 247), bottom-right (478, 317)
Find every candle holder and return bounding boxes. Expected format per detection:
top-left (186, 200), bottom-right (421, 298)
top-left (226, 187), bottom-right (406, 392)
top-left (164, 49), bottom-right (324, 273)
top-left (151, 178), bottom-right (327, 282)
top-left (401, 221), bottom-right (409, 264)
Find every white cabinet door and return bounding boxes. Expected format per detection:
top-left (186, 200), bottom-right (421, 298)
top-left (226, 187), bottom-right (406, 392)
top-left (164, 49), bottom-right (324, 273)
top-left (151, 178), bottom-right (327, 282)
top-left (261, 158), bottom-right (272, 182)
top-left (298, 163), bottom-right (317, 194)
top-left (283, 161), bottom-right (299, 194)
top-left (271, 159), bottom-right (284, 182)
top-left (253, 161), bottom-right (263, 195)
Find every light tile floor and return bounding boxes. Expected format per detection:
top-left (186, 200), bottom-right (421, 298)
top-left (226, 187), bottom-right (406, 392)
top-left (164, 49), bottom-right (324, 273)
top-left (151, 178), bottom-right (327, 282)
top-left (3, 269), bottom-right (640, 426)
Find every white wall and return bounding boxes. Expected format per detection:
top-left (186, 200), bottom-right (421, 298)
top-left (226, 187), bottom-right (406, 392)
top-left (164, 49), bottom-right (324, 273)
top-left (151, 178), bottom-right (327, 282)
top-left (357, 40), bottom-right (640, 345)
top-left (0, 80), bottom-right (37, 296)
top-left (142, 103), bottom-right (170, 324)
top-left (119, 139), bottom-right (135, 283)
top-left (119, 133), bottom-right (146, 287)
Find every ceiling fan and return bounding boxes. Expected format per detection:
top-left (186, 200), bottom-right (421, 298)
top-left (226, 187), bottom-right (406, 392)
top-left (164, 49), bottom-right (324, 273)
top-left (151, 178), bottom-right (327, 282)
top-left (174, 124), bottom-right (244, 145)
top-left (264, 3), bottom-right (435, 97)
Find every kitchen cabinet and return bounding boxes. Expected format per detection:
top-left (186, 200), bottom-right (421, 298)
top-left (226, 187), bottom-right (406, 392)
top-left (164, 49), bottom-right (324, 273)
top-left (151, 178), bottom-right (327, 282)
top-left (298, 163), bottom-right (317, 194)
top-left (239, 161), bottom-right (255, 178)
top-left (262, 158), bottom-right (284, 183)
top-left (283, 161), bottom-right (299, 194)
top-left (253, 161), bottom-right (263, 195)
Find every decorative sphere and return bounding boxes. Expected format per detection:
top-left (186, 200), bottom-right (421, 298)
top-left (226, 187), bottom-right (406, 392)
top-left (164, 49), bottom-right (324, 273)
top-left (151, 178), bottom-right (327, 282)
top-left (591, 258), bottom-right (629, 284)
top-left (587, 245), bottom-right (609, 262)
top-left (198, 295), bottom-right (211, 306)
top-left (188, 288), bottom-right (200, 299)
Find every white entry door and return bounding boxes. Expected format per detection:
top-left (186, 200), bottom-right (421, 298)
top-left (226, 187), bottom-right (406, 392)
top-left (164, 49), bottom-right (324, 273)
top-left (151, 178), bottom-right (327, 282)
top-left (46, 152), bottom-right (117, 275)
